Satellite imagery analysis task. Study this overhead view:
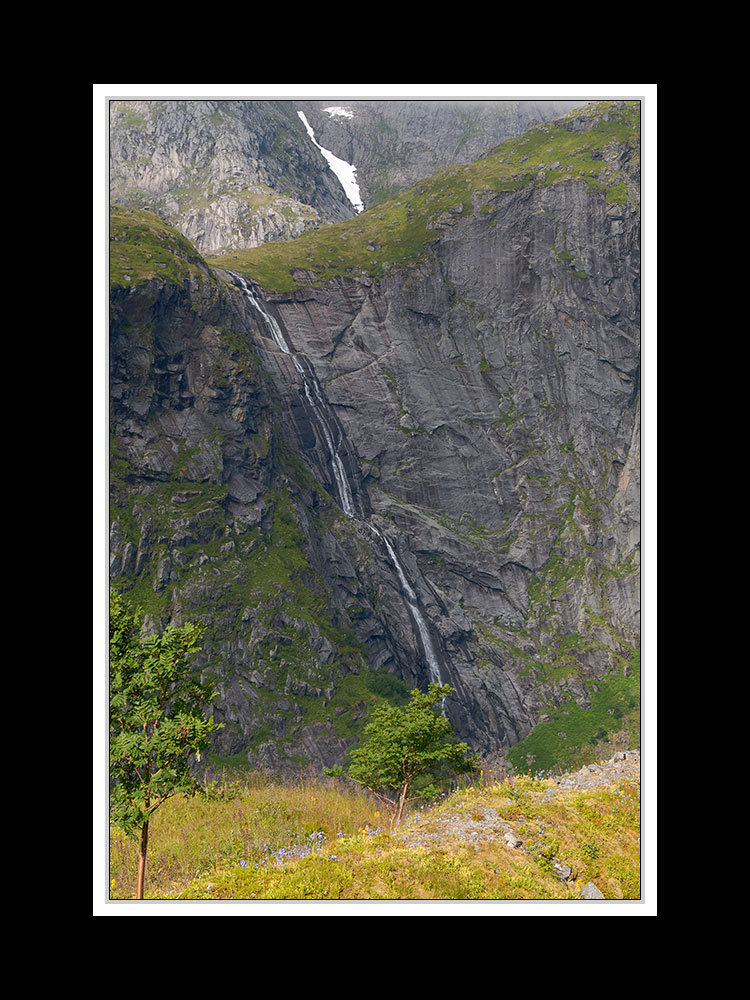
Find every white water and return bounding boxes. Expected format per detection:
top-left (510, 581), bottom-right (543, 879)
top-left (233, 272), bottom-right (356, 518)
top-left (297, 110), bottom-right (364, 214)
top-left (233, 272), bottom-right (443, 692)
top-left (300, 367), bottom-right (356, 518)
top-left (368, 524), bottom-right (443, 688)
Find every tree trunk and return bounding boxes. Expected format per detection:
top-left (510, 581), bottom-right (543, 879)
top-left (136, 819), bottom-right (149, 899)
top-left (394, 782), bottom-right (409, 827)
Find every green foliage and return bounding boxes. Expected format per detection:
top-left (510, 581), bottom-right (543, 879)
top-left (333, 684), bottom-right (478, 826)
top-left (298, 669), bottom-right (411, 743)
top-left (109, 590), bottom-right (223, 894)
top-left (506, 662), bottom-right (640, 776)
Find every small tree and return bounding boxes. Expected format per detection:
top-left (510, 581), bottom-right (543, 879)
top-left (109, 591), bottom-right (222, 899)
top-left (335, 683), bottom-right (478, 828)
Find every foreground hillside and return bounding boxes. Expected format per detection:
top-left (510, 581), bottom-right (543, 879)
top-left (109, 751), bottom-right (640, 902)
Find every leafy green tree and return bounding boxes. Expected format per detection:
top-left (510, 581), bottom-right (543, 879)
top-left (109, 590), bottom-right (222, 899)
top-left (332, 683), bottom-right (478, 828)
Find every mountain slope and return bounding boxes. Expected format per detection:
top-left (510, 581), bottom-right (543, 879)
top-left (294, 98), bottom-right (587, 206)
top-left (113, 751), bottom-right (640, 901)
top-left (109, 98), bottom-right (586, 255)
top-left (108, 100), bottom-right (640, 776)
top-left (109, 99), bottom-right (358, 254)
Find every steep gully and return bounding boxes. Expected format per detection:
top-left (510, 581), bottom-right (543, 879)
top-left (297, 111), bottom-right (364, 215)
top-left (229, 271), bottom-right (445, 700)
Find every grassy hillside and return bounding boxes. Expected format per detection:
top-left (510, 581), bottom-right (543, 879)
top-left (507, 660), bottom-right (641, 776)
top-left (109, 205), bottom-right (219, 290)
top-left (109, 759), bottom-right (640, 902)
top-left (206, 100), bottom-right (639, 293)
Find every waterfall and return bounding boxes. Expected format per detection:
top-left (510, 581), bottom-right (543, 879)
top-left (367, 524), bottom-right (443, 689)
top-left (232, 271), bottom-right (357, 519)
top-left (231, 272), bottom-right (444, 693)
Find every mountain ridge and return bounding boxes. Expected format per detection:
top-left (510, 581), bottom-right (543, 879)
top-left (109, 98), bottom-right (590, 255)
top-left (205, 100), bottom-right (639, 292)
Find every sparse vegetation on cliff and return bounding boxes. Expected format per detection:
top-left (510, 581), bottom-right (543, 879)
top-left (109, 205), bottom-right (219, 289)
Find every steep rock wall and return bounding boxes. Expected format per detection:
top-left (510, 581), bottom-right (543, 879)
top-left (109, 263), bottom-right (437, 774)
top-left (255, 173), bottom-right (640, 757)
top-left (109, 116), bottom-right (640, 774)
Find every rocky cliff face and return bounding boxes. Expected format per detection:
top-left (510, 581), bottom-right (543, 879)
top-left (109, 99), bottom-right (358, 254)
top-left (109, 101), bottom-right (640, 776)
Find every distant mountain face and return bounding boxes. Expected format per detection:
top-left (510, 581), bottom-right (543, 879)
top-left (109, 98), bottom-right (585, 254)
top-left (294, 98), bottom-right (586, 205)
top-left (109, 100), bottom-right (640, 777)
top-left (109, 99), bottom-right (357, 254)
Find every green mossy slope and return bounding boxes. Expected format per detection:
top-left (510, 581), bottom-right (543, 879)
top-left (110, 205), bottom-right (219, 289)
top-left (206, 101), bottom-right (639, 292)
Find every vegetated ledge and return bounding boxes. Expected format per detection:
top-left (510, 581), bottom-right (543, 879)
top-left (205, 100), bottom-right (640, 295)
top-left (109, 204), bottom-right (221, 291)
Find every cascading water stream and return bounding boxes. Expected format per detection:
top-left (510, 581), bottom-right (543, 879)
top-left (232, 271), bottom-right (357, 518)
top-left (231, 272), bottom-right (445, 695)
top-left (366, 524), bottom-right (443, 688)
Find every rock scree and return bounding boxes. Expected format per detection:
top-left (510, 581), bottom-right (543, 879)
top-left (392, 750), bottom-right (640, 900)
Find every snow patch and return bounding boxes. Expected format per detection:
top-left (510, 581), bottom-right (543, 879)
top-left (324, 106), bottom-right (354, 119)
top-left (297, 110), bottom-right (364, 214)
